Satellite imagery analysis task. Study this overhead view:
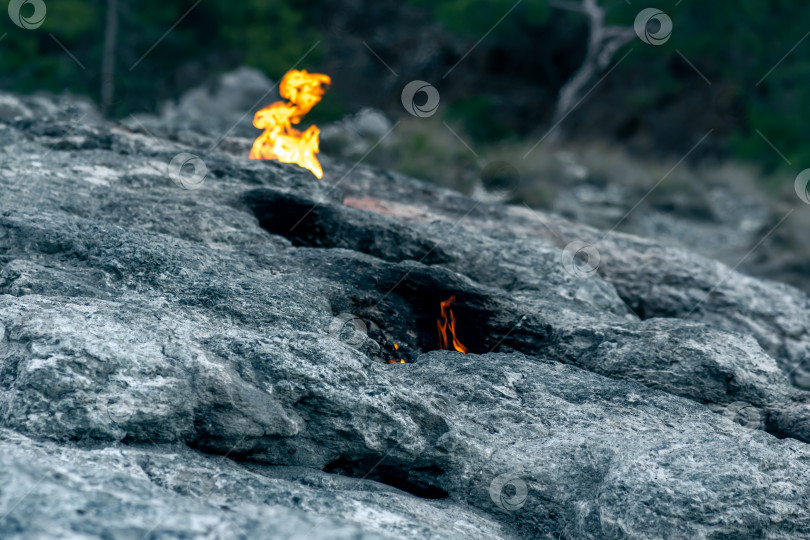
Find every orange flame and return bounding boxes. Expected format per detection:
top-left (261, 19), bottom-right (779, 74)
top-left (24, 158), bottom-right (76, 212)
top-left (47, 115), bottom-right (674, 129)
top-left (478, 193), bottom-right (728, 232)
top-left (387, 343), bottom-right (405, 363)
top-left (437, 296), bottom-right (468, 353)
top-left (250, 69), bottom-right (331, 178)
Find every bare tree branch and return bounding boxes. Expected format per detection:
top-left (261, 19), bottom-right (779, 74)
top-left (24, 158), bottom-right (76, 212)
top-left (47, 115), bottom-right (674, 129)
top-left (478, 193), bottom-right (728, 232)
top-left (546, 0), bottom-right (634, 145)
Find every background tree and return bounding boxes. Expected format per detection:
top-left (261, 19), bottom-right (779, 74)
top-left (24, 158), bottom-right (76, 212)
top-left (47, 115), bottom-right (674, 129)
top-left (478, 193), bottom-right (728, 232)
top-left (100, 0), bottom-right (117, 115)
top-left (546, 0), bottom-right (635, 144)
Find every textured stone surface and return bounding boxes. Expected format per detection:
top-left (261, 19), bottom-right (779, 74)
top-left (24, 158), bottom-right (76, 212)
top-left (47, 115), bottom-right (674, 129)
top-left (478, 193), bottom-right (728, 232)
top-left (2, 89), bottom-right (810, 538)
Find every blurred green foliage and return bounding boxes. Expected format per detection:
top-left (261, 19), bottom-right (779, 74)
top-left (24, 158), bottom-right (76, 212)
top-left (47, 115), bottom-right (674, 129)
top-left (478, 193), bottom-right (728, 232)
top-left (217, 0), bottom-right (323, 77)
top-left (446, 96), bottom-right (512, 142)
top-left (1, 0), bottom-right (809, 173)
top-left (604, 0), bottom-right (810, 172)
top-left (1, 0), bottom-right (323, 115)
top-left (407, 0), bottom-right (550, 37)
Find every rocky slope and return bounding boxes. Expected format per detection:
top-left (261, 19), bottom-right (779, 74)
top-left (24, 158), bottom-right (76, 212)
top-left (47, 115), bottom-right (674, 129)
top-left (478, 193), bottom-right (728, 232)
top-left (1, 88), bottom-right (810, 539)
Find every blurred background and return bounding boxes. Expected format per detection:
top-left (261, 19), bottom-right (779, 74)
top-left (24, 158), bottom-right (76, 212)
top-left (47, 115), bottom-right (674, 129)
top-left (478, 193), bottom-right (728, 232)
top-left (2, 0), bottom-right (810, 290)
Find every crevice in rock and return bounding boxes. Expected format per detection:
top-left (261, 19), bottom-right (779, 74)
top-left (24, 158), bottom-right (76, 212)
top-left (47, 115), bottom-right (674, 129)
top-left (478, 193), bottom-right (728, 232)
top-left (323, 456), bottom-right (449, 499)
top-left (241, 188), bottom-right (453, 265)
top-left (331, 288), bottom-right (498, 359)
top-left (321, 267), bottom-right (552, 362)
top-left (241, 189), bottom-right (556, 360)
top-left (620, 296), bottom-right (650, 320)
top-left (183, 438), bottom-right (451, 502)
top-left (183, 438), bottom-right (257, 463)
top-left (612, 291), bottom-right (680, 322)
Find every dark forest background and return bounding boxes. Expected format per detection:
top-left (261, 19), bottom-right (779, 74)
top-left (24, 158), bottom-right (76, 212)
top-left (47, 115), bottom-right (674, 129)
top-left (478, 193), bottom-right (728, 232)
top-left (3, 0), bottom-right (809, 175)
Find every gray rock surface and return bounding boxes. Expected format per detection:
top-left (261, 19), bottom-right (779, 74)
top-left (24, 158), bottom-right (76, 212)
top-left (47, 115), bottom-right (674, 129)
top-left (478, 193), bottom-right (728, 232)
top-left (2, 88), bottom-right (810, 538)
top-left (320, 108), bottom-right (395, 158)
top-left (495, 148), bottom-right (810, 295)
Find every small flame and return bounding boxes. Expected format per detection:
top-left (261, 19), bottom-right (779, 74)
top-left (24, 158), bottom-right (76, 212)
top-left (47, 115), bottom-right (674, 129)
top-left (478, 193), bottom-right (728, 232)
top-left (388, 343), bottom-right (405, 363)
top-left (250, 69), bottom-right (331, 178)
top-left (437, 296), bottom-right (468, 353)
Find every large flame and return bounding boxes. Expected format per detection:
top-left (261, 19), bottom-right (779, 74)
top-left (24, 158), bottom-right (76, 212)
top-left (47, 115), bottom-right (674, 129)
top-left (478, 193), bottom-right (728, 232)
top-left (250, 69), bottom-right (331, 178)
top-left (437, 296), bottom-right (468, 353)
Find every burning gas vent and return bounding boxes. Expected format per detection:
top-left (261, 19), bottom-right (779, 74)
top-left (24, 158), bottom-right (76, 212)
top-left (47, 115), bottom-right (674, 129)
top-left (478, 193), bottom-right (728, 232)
top-left (250, 69), bottom-right (331, 178)
top-left (327, 295), bottom-right (476, 365)
top-left (437, 296), bottom-right (468, 353)
top-left (240, 189), bottom-right (547, 359)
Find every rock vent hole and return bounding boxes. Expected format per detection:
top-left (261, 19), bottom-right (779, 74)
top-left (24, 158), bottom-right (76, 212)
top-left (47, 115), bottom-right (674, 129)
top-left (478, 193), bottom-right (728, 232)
top-left (242, 188), bottom-right (451, 264)
top-left (242, 189), bottom-right (540, 359)
top-left (324, 456), bottom-right (449, 499)
top-left (331, 289), bottom-right (498, 363)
